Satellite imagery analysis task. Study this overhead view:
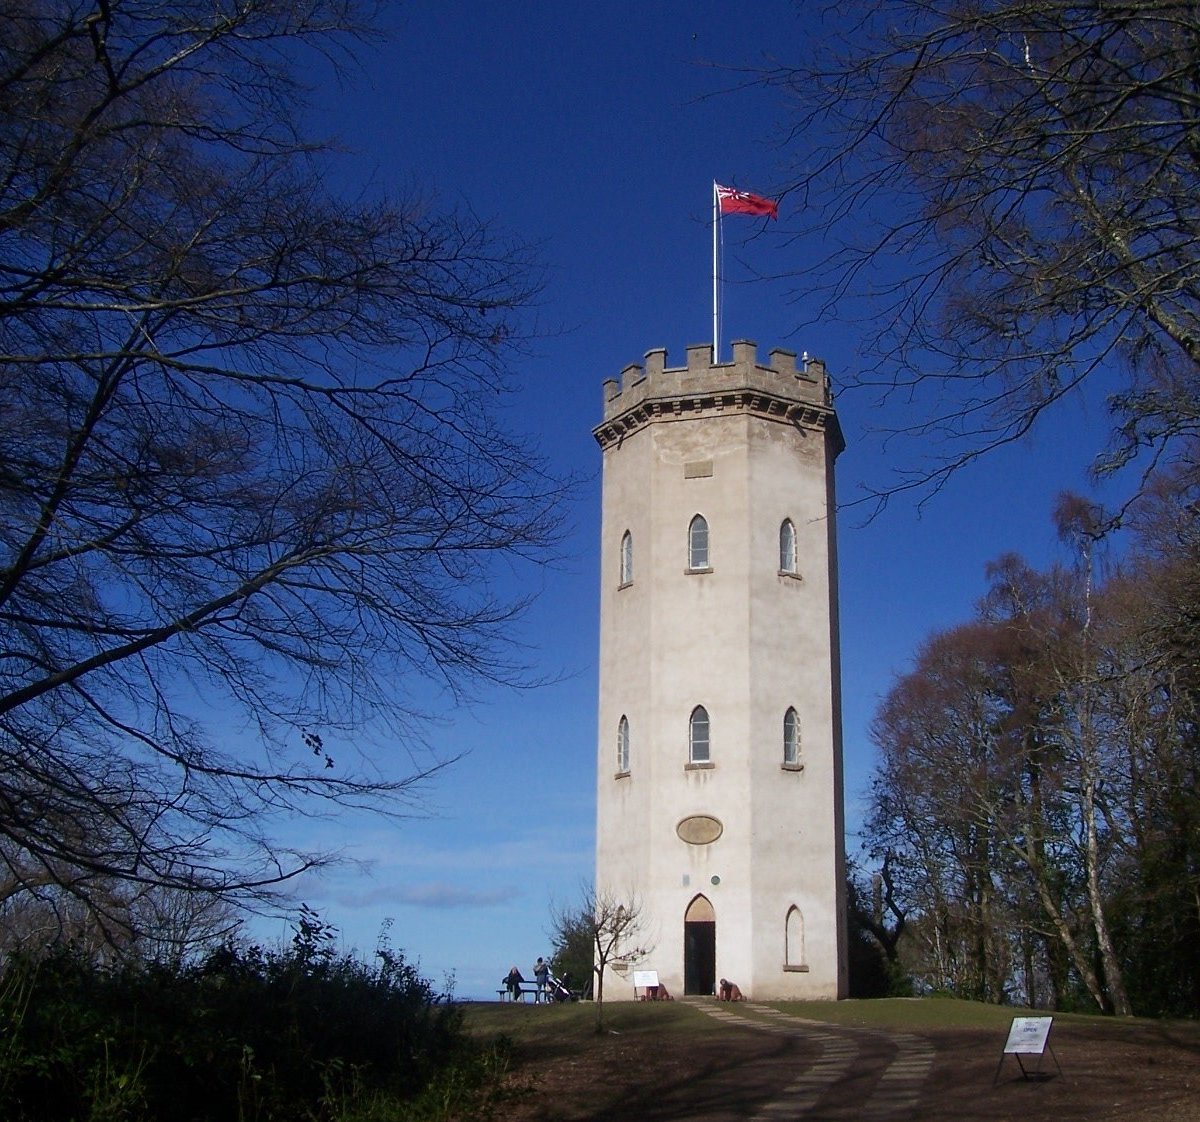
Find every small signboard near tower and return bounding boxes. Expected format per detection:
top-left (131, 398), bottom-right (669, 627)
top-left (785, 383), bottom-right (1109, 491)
top-left (995, 1017), bottom-right (1061, 1083)
top-left (593, 341), bottom-right (848, 1001)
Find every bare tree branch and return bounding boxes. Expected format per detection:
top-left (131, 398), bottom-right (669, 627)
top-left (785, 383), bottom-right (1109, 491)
top-left (0, 0), bottom-right (566, 947)
top-left (760, 1), bottom-right (1200, 512)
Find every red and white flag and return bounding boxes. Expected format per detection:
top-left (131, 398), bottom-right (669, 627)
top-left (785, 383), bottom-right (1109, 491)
top-left (715, 182), bottom-right (779, 220)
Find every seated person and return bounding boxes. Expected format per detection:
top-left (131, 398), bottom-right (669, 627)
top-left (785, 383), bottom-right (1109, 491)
top-left (504, 966), bottom-right (524, 1000)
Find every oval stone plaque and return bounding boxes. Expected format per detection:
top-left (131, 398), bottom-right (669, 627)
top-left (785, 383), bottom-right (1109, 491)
top-left (676, 815), bottom-right (723, 845)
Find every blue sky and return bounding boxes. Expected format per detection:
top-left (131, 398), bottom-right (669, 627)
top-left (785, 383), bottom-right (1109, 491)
top-left (256, 2), bottom-right (1123, 999)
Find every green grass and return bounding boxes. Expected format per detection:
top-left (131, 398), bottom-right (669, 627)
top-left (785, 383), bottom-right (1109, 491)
top-left (768, 997), bottom-right (1200, 1034)
top-left (462, 999), bottom-right (726, 1045)
top-left (462, 995), bottom-right (1200, 1042)
top-left (768, 997), bottom-right (1048, 1030)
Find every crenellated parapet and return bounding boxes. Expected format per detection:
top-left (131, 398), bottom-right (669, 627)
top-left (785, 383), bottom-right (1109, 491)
top-left (593, 340), bottom-right (844, 454)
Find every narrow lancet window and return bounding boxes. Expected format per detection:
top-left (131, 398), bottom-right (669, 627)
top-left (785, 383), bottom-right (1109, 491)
top-left (617, 715), bottom-right (630, 773)
top-left (786, 906), bottom-right (805, 967)
top-left (779, 519), bottom-right (797, 573)
top-left (688, 515), bottom-right (709, 570)
top-left (783, 707), bottom-right (800, 766)
top-left (689, 705), bottom-right (711, 763)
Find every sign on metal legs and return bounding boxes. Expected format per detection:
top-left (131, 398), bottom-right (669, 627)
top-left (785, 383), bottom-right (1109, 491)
top-left (994, 1017), bottom-right (1062, 1084)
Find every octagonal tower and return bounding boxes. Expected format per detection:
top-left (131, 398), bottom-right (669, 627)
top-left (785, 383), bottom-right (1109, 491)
top-left (593, 340), bottom-right (847, 1001)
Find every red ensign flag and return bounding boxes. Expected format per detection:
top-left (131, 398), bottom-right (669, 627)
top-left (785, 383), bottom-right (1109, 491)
top-left (715, 183), bottom-right (779, 219)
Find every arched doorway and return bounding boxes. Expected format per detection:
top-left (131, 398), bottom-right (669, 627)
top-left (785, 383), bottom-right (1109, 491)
top-left (684, 895), bottom-right (716, 995)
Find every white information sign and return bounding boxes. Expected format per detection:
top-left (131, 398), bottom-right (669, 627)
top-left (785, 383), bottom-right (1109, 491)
top-left (1003, 1017), bottom-right (1053, 1055)
top-left (632, 970), bottom-right (659, 988)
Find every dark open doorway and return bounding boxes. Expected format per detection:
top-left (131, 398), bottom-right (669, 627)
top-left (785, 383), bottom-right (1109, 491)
top-left (684, 895), bottom-right (716, 995)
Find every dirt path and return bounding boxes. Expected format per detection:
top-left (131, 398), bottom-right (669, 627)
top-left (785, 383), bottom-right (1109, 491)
top-left (698, 1002), bottom-right (934, 1120)
top-left (498, 1000), bottom-right (1200, 1122)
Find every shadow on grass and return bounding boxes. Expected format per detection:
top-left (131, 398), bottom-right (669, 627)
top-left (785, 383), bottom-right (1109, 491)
top-left (583, 1034), bottom-right (804, 1122)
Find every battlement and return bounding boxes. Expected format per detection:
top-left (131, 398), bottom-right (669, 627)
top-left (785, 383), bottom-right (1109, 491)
top-left (594, 340), bottom-right (842, 452)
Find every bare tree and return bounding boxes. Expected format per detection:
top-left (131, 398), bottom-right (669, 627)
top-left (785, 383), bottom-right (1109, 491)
top-left (0, 857), bottom-right (238, 966)
top-left (983, 550), bottom-right (1131, 1014)
top-left (1090, 471), bottom-right (1200, 1013)
top-left (852, 853), bottom-right (907, 970)
top-left (868, 621), bottom-right (1018, 1003)
top-left (552, 886), bottom-right (650, 1032)
top-left (867, 500), bottom-right (1200, 1015)
top-left (0, 1), bottom-right (563, 942)
top-left (763, 2), bottom-right (1200, 508)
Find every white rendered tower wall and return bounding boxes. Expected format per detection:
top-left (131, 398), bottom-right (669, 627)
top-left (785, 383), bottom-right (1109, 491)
top-left (593, 340), bottom-right (847, 1001)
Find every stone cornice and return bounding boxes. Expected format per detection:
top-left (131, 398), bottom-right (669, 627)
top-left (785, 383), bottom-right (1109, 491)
top-left (593, 388), bottom-right (842, 451)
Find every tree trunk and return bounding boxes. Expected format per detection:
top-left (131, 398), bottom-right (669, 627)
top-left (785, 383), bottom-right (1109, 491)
top-left (1016, 768), bottom-right (1106, 1009)
top-left (1082, 768), bottom-right (1133, 1015)
top-left (593, 967), bottom-right (606, 1033)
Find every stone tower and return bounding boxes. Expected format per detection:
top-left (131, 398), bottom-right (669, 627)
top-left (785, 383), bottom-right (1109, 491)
top-left (593, 340), bottom-right (847, 1001)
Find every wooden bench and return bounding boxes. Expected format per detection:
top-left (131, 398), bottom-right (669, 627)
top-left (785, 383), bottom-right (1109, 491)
top-left (497, 979), bottom-right (585, 1002)
top-left (496, 982), bottom-right (544, 1002)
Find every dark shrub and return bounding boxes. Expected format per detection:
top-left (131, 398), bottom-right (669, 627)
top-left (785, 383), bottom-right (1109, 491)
top-left (0, 917), bottom-right (480, 1121)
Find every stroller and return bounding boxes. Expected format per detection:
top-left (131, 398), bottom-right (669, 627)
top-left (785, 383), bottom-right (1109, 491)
top-left (545, 970), bottom-right (576, 1002)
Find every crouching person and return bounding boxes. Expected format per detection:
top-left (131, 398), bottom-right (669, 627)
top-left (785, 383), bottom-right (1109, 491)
top-left (718, 978), bottom-right (745, 1001)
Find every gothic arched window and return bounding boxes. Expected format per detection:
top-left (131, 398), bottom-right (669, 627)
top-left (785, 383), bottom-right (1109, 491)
top-left (779, 519), bottom-right (797, 574)
top-left (785, 906), bottom-right (805, 968)
top-left (617, 715), bottom-right (630, 774)
top-left (620, 530), bottom-right (633, 585)
top-left (783, 707), bottom-right (800, 766)
top-left (688, 514), bottom-right (709, 570)
top-left (689, 705), bottom-right (711, 763)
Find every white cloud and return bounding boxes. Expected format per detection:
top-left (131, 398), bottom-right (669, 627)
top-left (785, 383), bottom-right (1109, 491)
top-left (328, 880), bottom-right (518, 910)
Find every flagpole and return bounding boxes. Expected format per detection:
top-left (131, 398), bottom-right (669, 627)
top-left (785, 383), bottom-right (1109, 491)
top-left (712, 181), bottom-right (777, 364)
top-left (712, 181), bottom-right (719, 364)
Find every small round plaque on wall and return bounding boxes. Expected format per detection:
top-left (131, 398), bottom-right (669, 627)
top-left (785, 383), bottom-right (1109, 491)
top-left (676, 815), bottom-right (723, 845)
